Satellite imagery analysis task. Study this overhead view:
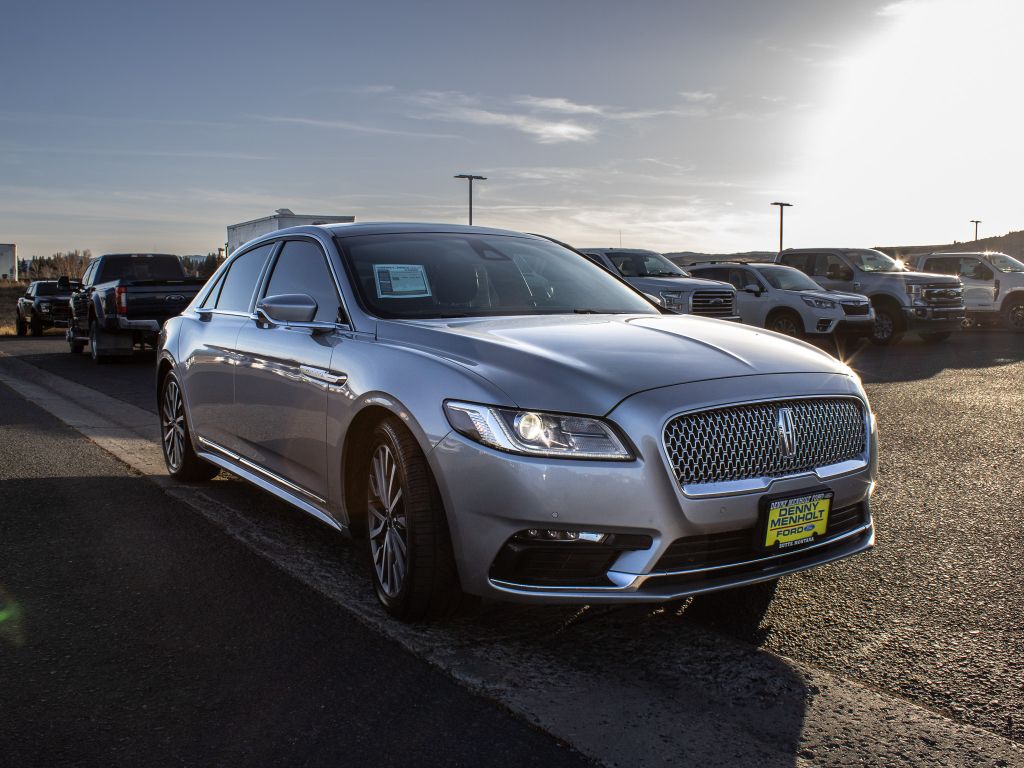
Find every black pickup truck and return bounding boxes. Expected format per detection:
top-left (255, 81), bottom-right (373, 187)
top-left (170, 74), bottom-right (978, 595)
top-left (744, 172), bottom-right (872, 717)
top-left (15, 279), bottom-right (80, 336)
top-left (67, 254), bottom-right (205, 362)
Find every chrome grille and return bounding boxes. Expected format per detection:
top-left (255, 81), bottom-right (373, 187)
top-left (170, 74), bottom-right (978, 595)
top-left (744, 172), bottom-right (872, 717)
top-left (664, 398), bottom-right (866, 487)
top-left (840, 301), bottom-right (870, 316)
top-left (921, 285), bottom-right (963, 307)
top-left (690, 290), bottom-right (735, 318)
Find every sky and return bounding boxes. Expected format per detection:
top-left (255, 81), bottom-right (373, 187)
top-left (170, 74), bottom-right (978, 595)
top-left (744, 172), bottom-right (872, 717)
top-left (2, 0), bottom-right (1021, 257)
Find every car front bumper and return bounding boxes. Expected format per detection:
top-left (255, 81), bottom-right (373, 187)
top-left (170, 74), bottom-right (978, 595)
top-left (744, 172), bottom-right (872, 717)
top-left (429, 372), bottom-right (877, 603)
top-left (903, 306), bottom-right (965, 332)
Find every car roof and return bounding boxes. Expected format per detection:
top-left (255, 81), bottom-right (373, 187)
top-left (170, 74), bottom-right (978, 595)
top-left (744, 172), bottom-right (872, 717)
top-left (316, 222), bottom-right (542, 240)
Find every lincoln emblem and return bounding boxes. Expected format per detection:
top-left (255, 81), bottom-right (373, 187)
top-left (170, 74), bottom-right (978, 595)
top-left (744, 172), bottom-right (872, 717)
top-left (777, 407), bottom-right (797, 457)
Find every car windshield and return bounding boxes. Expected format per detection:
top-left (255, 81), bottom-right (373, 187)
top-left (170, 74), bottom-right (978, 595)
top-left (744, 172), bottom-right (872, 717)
top-left (987, 253), bottom-right (1024, 273)
top-left (35, 283), bottom-right (64, 296)
top-left (757, 265), bottom-right (824, 292)
top-left (607, 251), bottom-right (689, 278)
top-left (846, 250), bottom-right (903, 273)
top-left (337, 233), bottom-right (660, 319)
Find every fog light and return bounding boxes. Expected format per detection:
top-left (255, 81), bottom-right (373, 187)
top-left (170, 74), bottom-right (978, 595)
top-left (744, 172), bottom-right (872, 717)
top-left (517, 529), bottom-right (607, 543)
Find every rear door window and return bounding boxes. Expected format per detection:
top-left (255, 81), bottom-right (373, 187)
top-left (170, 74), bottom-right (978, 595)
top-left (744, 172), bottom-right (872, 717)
top-left (216, 244), bottom-right (275, 312)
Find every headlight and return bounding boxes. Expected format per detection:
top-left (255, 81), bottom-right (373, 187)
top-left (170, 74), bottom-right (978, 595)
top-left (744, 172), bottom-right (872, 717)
top-left (906, 284), bottom-right (926, 306)
top-left (659, 290), bottom-right (687, 307)
top-left (801, 296), bottom-right (836, 309)
top-left (39, 302), bottom-right (51, 312)
top-left (443, 401), bottom-right (633, 460)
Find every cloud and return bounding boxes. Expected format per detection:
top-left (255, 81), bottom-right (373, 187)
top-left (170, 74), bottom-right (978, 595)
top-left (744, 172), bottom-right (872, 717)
top-left (678, 91), bottom-right (718, 103)
top-left (515, 94), bottom-right (712, 120)
top-left (250, 114), bottom-right (458, 139)
top-left (408, 91), bottom-right (597, 144)
top-left (513, 96), bottom-right (606, 116)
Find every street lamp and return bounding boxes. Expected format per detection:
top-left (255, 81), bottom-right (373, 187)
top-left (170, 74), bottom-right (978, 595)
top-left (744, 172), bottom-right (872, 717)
top-left (771, 202), bottom-right (793, 255)
top-left (970, 219), bottom-right (981, 241)
top-left (454, 174), bottom-right (486, 225)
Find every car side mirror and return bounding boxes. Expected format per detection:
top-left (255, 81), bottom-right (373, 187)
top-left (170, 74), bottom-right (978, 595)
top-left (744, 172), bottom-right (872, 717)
top-left (743, 283), bottom-right (762, 296)
top-left (255, 293), bottom-right (318, 325)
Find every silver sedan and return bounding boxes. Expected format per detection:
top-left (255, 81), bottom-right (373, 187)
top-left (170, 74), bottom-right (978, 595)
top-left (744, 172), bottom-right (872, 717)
top-left (157, 223), bottom-right (877, 620)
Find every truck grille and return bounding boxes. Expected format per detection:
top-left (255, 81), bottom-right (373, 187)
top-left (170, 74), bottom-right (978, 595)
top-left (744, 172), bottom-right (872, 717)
top-left (840, 301), bottom-right (870, 316)
top-left (921, 285), bottom-right (963, 307)
top-left (663, 398), bottom-right (867, 488)
top-left (690, 290), bottom-right (735, 318)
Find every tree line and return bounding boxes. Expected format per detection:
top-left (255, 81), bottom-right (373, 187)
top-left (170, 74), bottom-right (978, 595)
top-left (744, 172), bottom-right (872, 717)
top-left (19, 251), bottom-right (225, 280)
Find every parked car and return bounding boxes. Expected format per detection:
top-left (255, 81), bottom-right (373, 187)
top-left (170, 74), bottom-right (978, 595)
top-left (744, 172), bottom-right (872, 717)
top-left (688, 262), bottom-right (875, 342)
top-left (158, 223), bottom-right (877, 621)
top-left (67, 253), bottom-right (206, 362)
top-left (15, 279), bottom-right (79, 336)
top-left (906, 251), bottom-right (1024, 331)
top-left (578, 248), bottom-right (739, 320)
top-left (777, 248), bottom-right (965, 345)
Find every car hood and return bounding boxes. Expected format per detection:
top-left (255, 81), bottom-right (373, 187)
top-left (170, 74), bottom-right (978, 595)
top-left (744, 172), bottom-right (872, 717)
top-left (882, 271), bottom-right (960, 286)
top-left (624, 276), bottom-right (733, 294)
top-left (788, 289), bottom-right (868, 304)
top-left (377, 314), bottom-right (849, 415)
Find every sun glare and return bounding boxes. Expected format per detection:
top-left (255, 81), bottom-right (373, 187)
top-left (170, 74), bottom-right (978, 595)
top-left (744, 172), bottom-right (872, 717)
top-left (795, 0), bottom-right (1024, 247)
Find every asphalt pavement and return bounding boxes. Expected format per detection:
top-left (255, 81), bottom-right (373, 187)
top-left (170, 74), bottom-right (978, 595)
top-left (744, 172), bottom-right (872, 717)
top-left (0, 375), bottom-right (592, 767)
top-left (1, 333), bottom-right (1023, 765)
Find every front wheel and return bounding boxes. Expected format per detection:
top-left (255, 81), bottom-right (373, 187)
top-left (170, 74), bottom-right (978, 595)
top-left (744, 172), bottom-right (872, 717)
top-left (365, 418), bottom-right (462, 621)
top-left (1005, 300), bottom-right (1024, 332)
top-left (159, 372), bottom-right (219, 481)
top-left (15, 313), bottom-right (27, 337)
top-left (869, 305), bottom-right (905, 346)
top-left (29, 314), bottom-right (43, 336)
top-left (766, 310), bottom-right (803, 338)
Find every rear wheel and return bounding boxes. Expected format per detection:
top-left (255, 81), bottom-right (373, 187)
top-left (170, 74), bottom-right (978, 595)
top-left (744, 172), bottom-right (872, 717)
top-left (766, 310), bottom-right (803, 338)
top-left (15, 312), bottom-right (27, 337)
top-left (365, 417), bottom-right (462, 621)
top-left (869, 304), bottom-right (905, 346)
top-left (159, 372), bottom-right (219, 481)
top-left (1005, 299), bottom-right (1024, 331)
top-left (68, 327), bottom-right (84, 354)
top-left (89, 320), bottom-right (110, 364)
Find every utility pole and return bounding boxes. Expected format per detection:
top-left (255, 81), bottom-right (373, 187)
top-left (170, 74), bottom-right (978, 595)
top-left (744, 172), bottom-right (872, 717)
top-left (454, 174), bottom-right (486, 225)
top-left (970, 219), bottom-right (981, 241)
top-left (771, 202), bottom-right (793, 255)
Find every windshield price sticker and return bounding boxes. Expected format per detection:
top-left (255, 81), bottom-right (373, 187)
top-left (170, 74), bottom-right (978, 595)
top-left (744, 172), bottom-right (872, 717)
top-left (374, 264), bottom-right (432, 299)
top-left (764, 491), bottom-right (831, 549)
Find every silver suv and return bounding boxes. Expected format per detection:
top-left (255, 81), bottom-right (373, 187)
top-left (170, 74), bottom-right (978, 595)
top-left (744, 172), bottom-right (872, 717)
top-left (579, 248), bottom-right (739, 320)
top-left (688, 262), bottom-right (874, 340)
top-left (158, 223), bottom-right (877, 620)
top-left (907, 251), bottom-right (1024, 331)
top-left (778, 248), bottom-right (965, 345)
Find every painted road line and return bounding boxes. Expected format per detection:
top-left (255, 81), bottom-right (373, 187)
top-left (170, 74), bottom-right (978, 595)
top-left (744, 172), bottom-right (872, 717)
top-left (0, 351), bottom-right (1019, 767)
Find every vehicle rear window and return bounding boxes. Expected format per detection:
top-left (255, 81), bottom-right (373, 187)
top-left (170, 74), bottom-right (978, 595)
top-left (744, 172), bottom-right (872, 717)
top-left (263, 240), bottom-right (342, 323)
top-left (96, 255), bottom-right (187, 282)
top-left (336, 233), bottom-right (657, 319)
top-left (35, 283), bottom-right (61, 296)
top-left (216, 243), bottom-right (275, 312)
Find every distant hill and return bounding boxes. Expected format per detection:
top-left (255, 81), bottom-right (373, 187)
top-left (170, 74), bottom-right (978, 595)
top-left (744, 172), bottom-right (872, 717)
top-left (876, 229), bottom-right (1024, 261)
top-left (666, 250), bottom-right (777, 266)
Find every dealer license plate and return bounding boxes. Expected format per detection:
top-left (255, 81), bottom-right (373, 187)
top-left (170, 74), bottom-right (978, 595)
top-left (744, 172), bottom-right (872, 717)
top-left (763, 491), bottom-right (832, 549)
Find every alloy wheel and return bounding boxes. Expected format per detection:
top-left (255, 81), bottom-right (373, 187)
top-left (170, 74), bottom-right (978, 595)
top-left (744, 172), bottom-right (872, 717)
top-left (873, 313), bottom-right (894, 342)
top-left (368, 443), bottom-right (408, 598)
top-left (1008, 304), bottom-right (1024, 330)
top-left (771, 316), bottom-right (800, 336)
top-left (161, 378), bottom-right (186, 472)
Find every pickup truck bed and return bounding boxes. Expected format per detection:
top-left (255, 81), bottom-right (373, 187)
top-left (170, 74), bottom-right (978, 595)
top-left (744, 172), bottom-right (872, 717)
top-left (68, 254), bottom-right (206, 362)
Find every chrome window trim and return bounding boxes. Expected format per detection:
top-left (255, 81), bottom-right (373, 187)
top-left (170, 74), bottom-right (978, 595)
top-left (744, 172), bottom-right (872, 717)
top-left (660, 394), bottom-right (870, 499)
top-left (255, 235), bottom-right (354, 330)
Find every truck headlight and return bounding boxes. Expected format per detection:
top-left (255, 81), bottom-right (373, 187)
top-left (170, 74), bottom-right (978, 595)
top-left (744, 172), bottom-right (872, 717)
top-left (39, 302), bottom-right (51, 312)
top-left (444, 401), bottom-right (633, 460)
top-left (906, 284), bottom-right (926, 306)
top-left (801, 296), bottom-right (836, 309)
top-left (658, 290), bottom-right (687, 308)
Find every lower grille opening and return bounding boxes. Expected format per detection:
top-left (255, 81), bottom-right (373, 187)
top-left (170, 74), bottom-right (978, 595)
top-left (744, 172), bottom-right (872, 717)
top-left (490, 532), bottom-right (652, 587)
top-left (654, 502), bottom-right (867, 574)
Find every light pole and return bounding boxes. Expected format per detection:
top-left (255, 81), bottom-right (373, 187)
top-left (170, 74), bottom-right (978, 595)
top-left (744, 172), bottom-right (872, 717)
top-left (454, 174), bottom-right (486, 225)
top-left (970, 219), bottom-right (981, 241)
top-left (771, 202), bottom-right (793, 255)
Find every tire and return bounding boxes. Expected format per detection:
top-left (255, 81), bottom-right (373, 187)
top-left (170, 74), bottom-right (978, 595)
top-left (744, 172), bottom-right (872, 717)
top-left (364, 417), bottom-right (462, 621)
top-left (15, 312), bottom-right (27, 337)
top-left (159, 371), bottom-right (219, 481)
top-left (869, 304), bottom-right (905, 346)
top-left (919, 331), bottom-right (952, 343)
top-left (1004, 300), bottom-right (1024, 332)
top-left (30, 314), bottom-right (43, 336)
top-left (68, 328), bottom-right (85, 354)
top-left (766, 310), bottom-right (803, 338)
top-left (89, 320), bottom-right (110, 364)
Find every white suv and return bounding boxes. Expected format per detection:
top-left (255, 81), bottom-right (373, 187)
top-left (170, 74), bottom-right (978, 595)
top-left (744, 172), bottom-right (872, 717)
top-left (908, 251), bottom-right (1024, 331)
top-left (688, 262), bottom-right (875, 340)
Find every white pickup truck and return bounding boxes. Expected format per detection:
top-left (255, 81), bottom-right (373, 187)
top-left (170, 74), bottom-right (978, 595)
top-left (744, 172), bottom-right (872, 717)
top-left (907, 251), bottom-right (1024, 331)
